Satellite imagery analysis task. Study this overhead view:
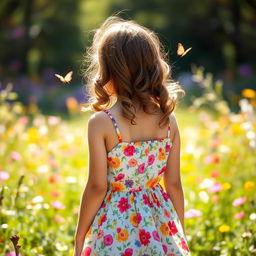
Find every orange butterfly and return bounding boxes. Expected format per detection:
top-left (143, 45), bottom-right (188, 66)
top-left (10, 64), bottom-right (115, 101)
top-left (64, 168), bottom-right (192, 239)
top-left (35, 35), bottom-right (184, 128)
top-left (177, 43), bottom-right (192, 57)
top-left (55, 71), bottom-right (73, 83)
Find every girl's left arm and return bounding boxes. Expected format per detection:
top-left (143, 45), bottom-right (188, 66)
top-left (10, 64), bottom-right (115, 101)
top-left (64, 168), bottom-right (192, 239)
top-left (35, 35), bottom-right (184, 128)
top-left (73, 113), bottom-right (108, 256)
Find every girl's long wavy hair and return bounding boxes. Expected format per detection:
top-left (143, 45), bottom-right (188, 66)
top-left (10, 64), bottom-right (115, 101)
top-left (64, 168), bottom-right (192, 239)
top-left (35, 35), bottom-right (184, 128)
top-left (81, 16), bottom-right (185, 127)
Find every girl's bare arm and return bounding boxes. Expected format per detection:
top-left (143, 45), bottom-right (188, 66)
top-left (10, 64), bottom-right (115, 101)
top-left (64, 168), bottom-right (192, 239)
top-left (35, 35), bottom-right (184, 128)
top-left (73, 113), bottom-right (108, 256)
top-left (163, 113), bottom-right (185, 232)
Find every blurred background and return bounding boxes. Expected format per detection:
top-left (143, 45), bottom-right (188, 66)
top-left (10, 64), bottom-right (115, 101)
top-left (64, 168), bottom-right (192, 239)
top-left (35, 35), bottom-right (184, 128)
top-left (1, 0), bottom-right (255, 114)
top-left (1, 0), bottom-right (256, 255)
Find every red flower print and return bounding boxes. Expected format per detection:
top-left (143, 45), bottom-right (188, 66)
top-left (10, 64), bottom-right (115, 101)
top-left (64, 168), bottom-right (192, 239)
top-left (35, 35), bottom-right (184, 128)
top-left (103, 234), bottom-right (113, 246)
top-left (114, 173), bottom-right (125, 181)
top-left (168, 221), bottom-right (178, 235)
top-left (148, 154), bottom-right (155, 166)
top-left (152, 230), bottom-right (160, 241)
top-left (117, 197), bottom-right (132, 213)
top-left (81, 246), bottom-right (92, 256)
top-left (98, 213), bottom-right (107, 227)
top-left (180, 237), bottom-right (190, 251)
top-left (162, 244), bottom-right (168, 254)
top-left (158, 165), bottom-right (166, 175)
top-left (121, 248), bottom-right (133, 256)
top-left (139, 229), bottom-right (151, 246)
top-left (97, 229), bottom-right (104, 239)
top-left (142, 194), bottom-right (153, 207)
top-left (138, 163), bottom-right (145, 174)
top-left (124, 146), bottom-right (136, 157)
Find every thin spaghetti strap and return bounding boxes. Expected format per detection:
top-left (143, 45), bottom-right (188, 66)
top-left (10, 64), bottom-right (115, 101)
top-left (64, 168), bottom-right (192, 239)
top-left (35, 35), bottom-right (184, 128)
top-left (102, 110), bottom-right (123, 143)
top-left (167, 120), bottom-right (171, 138)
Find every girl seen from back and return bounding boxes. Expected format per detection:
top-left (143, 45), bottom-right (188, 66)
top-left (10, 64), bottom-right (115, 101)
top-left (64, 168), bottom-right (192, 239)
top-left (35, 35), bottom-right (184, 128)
top-left (74, 15), bottom-right (191, 256)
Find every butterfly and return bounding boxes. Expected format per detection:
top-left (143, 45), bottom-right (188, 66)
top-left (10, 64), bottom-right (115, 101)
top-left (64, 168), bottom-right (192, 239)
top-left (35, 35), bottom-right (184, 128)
top-left (54, 71), bottom-right (73, 83)
top-left (177, 43), bottom-right (192, 57)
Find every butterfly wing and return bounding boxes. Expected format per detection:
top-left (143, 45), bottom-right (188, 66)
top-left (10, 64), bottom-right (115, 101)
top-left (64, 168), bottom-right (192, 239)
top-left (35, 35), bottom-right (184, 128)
top-left (55, 74), bottom-right (65, 83)
top-left (64, 71), bottom-right (73, 83)
top-left (177, 43), bottom-right (185, 56)
top-left (181, 47), bottom-right (192, 57)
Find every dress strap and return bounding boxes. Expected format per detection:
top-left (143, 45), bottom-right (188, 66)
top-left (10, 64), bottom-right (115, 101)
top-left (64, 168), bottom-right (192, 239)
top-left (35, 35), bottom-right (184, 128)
top-left (167, 121), bottom-right (171, 138)
top-left (102, 110), bottom-right (123, 143)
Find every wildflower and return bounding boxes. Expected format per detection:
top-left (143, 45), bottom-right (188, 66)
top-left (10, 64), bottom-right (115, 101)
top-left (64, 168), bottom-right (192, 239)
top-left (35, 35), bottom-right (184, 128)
top-left (218, 224), bottom-right (230, 232)
top-left (185, 209), bottom-right (203, 219)
top-left (249, 213), bottom-right (256, 220)
top-left (0, 171), bottom-right (10, 181)
top-left (232, 197), bottom-right (246, 207)
top-left (208, 182), bottom-right (222, 193)
top-left (234, 211), bottom-right (245, 219)
top-left (50, 200), bottom-right (65, 210)
top-left (222, 182), bottom-right (231, 190)
top-left (244, 181), bottom-right (255, 190)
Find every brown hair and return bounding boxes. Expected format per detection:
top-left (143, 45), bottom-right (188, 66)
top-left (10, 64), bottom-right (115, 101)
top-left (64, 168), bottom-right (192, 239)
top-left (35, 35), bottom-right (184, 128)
top-left (81, 16), bottom-right (185, 127)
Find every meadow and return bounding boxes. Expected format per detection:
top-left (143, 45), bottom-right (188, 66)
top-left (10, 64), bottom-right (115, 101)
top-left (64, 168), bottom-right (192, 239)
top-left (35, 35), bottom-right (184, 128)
top-left (0, 76), bottom-right (256, 255)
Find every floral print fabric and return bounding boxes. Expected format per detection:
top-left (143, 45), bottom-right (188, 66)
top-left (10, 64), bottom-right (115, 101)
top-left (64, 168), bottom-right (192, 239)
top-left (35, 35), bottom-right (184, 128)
top-left (81, 110), bottom-right (191, 256)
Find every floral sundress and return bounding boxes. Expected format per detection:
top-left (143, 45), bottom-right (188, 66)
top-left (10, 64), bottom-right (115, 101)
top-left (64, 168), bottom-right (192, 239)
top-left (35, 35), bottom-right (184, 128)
top-left (81, 109), bottom-right (191, 256)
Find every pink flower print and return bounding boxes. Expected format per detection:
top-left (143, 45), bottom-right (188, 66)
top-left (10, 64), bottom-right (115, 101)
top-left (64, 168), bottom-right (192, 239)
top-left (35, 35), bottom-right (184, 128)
top-left (152, 230), bottom-right (160, 241)
top-left (114, 173), bottom-right (125, 181)
top-left (158, 165), bottom-right (166, 175)
top-left (81, 246), bottom-right (92, 256)
top-left (148, 154), bottom-right (155, 166)
top-left (168, 221), bottom-right (178, 235)
top-left (121, 248), bottom-right (133, 256)
top-left (166, 143), bottom-right (171, 152)
top-left (143, 194), bottom-right (153, 207)
top-left (124, 146), bottom-right (136, 157)
top-left (162, 244), bottom-right (168, 254)
top-left (180, 237), bottom-right (190, 251)
top-left (138, 163), bottom-right (145, 174)
top-left (103, 234), bottom-right (113, 246)
top-left (162, 191), bottom-right (170, 202)
top-left (232, 196), bottom-right (247, 207)
top-left (117, 197), bottom-right (131, 213)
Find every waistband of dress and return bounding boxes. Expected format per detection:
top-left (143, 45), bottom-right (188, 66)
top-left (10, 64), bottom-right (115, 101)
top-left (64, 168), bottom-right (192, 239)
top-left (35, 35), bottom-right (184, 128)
top-left (109, 182), bottom-right (164, 193)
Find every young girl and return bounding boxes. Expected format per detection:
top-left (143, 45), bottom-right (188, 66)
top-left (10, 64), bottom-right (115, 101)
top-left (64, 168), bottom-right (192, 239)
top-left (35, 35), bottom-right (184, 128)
top-left (74, 16), bottom-right (191, 256)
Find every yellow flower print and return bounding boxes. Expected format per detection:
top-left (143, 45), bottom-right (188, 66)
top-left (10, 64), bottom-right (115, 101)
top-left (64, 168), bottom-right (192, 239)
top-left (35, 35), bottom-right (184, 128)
top-left (146, 177), bottom-right (159, 188)
top-left (130, 193), bottom-right (135, 204)
top-left (130, 212), bottom-right (142, 227)
top-left (85, 226), bottom-right (92, 238)
top-left (160, 222), bottom-right (169, 236)
top-left (116, 227), bottom-right (129, 242)
top-left (128, 158), bottom-right (138, 167)
top-left (111, 182), bottom-right (125, 192)
top-left (108, 157), bottom-right (121, 168)
top-left (158, 148), bottom-right (166, 160)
